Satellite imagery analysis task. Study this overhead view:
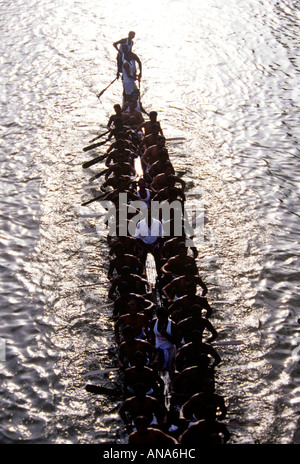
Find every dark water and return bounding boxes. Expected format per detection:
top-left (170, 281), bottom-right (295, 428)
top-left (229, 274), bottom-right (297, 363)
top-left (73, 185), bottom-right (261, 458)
top-left (0, 0), bottom-right (299, 444)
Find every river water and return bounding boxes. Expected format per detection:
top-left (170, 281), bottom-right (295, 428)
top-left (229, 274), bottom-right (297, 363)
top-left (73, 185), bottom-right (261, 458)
top-left (0, 0), bottom-right (299, 445)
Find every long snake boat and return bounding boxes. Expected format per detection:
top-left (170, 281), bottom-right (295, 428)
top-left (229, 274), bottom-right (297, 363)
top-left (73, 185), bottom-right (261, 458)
top-left (80, 57), bottom-right (242, 446)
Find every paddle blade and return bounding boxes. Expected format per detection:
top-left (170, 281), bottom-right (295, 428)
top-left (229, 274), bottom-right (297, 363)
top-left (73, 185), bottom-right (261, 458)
top-left (85, 384), bottom-right (121, 396)
top-left (97, 77), bottom-right (118, 99)
top-left (81, 189), bottom-right (107, 206)
top-left (82, 155), bottom-right (106, 169)
top-left (83, 140), bottom-right (107, 152)
top-left (89, 130), bottom-right (110, 143)
top-left (89, 172), bottom-right (103, 182)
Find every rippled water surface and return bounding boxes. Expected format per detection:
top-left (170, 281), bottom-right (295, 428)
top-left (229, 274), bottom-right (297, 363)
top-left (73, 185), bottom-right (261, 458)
top-left (0, 0), bottom-right (299, 445)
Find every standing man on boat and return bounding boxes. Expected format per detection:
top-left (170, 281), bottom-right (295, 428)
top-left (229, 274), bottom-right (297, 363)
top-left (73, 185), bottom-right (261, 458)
top-left (113, 31), bottom-right (136, 78)
top-left (121, 47), bottom-right (142, 104)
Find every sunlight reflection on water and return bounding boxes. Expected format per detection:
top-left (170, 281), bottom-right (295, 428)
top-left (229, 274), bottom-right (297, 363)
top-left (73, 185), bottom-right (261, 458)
top-left (0, 0), bottom-right (299, 445)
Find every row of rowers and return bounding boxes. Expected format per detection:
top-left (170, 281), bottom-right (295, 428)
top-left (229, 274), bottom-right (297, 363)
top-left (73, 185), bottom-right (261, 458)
top-left (96, 102), bottom-right (187, 215)
top-left (86, 104), bottom-right (231, 445)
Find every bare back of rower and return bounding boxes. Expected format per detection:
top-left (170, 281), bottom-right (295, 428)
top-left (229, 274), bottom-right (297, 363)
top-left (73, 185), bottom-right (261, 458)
top-left (129, 421), bottom-right (177, 445)
top-left (163, 274), bottom-right (208, 302)
top-left (119, 394), bottom-right (167, 430)
top-left (141, 136), bottom-right (166, 170)
top-left (118, 329), bottom-right (157, 369)
top-left (115, 311), bottom-right (150, 343)
top-left (161, 254), bottom-right (198, 277)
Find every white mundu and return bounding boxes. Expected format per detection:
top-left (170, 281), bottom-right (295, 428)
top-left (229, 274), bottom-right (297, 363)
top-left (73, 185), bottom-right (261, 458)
top-left (154, 318), bottom-right (173, 350)
top-left (153, 318), bottom-right (176, 370)
top-left (134, 217), bottom-right (163, 245)
top-left (122, 59), bottom-right (137, 95)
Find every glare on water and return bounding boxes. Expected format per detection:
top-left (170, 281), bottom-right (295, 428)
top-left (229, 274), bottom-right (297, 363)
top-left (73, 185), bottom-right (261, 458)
top-left (0, 0), bottom-right (300, 445)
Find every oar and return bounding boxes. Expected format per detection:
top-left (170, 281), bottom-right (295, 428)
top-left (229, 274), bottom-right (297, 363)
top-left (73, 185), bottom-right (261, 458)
top-left (82, 138), bottom-right (109, 153)
top-left (89, 171), bottom-right (105, 182)
top-left (213, 340), bottom-right (244, 347)
top-left (82, 154), bottom-right (107, 169)
top-left (89, 129), bottom-right (110, 143)
top-left (138, 79), bottom-right (149, 116)
top-left (166, 137), bottom-right (186, 142)
top-left (85, 384), bottom-right (122, 396)
top-left (83, 367), bottom-right (119, 377)
top-left (81, 188), bottom-right (107, 206)
top-left (97, 77), bottom-right (118, 99)
top-left (94, 168), bottom-right (108, 178)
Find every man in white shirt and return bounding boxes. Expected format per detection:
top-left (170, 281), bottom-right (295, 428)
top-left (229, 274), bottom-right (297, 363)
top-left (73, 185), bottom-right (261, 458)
top-left (133, 208), bottom-right (164, 268)
top-left (113, 31), bottom-right (136, 77)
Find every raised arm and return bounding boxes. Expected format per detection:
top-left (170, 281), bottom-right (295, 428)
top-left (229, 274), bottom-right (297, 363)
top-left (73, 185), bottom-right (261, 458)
top-left (113, 38), bottom-right (125, 51)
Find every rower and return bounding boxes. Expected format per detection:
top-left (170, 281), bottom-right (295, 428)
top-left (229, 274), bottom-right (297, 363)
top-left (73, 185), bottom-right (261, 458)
top-left (105, 142), bottom-right (136, 167)
top-left (119, 383), bottom-right (168, 435)
top-left (104, 155), bottom-right (136, 179)
top-left (114, 296), bottom-right (151, 344)
top-left (146, 153), bottom-right (173, 182)
top-left (122, 99), bottom-right (144, 130)
top-left (107, 243), bottom-right (145, 280)
top-left (107, 104), bottom-right (130, 129)
top-left (170, 354), bottom-right (214, 407)
top-left (160, 242), bottom-right (198, 278)
top-left (177, 305), bottom-right (218, 344)
top-left (160, 235), bottom-right (198, 263)
top-left (178, 406), bottom-right (230, 445)
top-left (101, 181), bottom-right (140, 225)
top-left (180, 379), bottom-right (227, 424)
top-left (107, 117), bottom-right (130, 141)
top-left (141, 135), bottom-right (166, 173)
top-left (100, 169), bottom-right (131, 193)
top-left (129, 416), bottom-right (178, 445)
top-left (107, 122), bottom-right (141, 150)
top-left (135, 178), bottom-right (153, 210)
top-left (137, 111), bottom-right (164, 137)
top-left (162, 264), bottom-right (208, 304)
top-left (108, 234), bottom-right (145, 260)
top-left (150, 166), bottom-right (185, 194)
top-left (106, 130), bottom-right (138, 155)
top-left (168, 286), bottom-right (213, 322)
top-left (112, 284), bottom-right (155, 320)
top-left (118, 325), bottom-right (158, 370)
top-left (108, 266), bottom-right (151, 299)
top-left (152, 176), bottom-right (186, 203)
top-left (139, 123), bottom-right (161, 153)
top-left (123, 351), bottom-right (164, 399)
top-left (174, 330), bottom-right (221, 372)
